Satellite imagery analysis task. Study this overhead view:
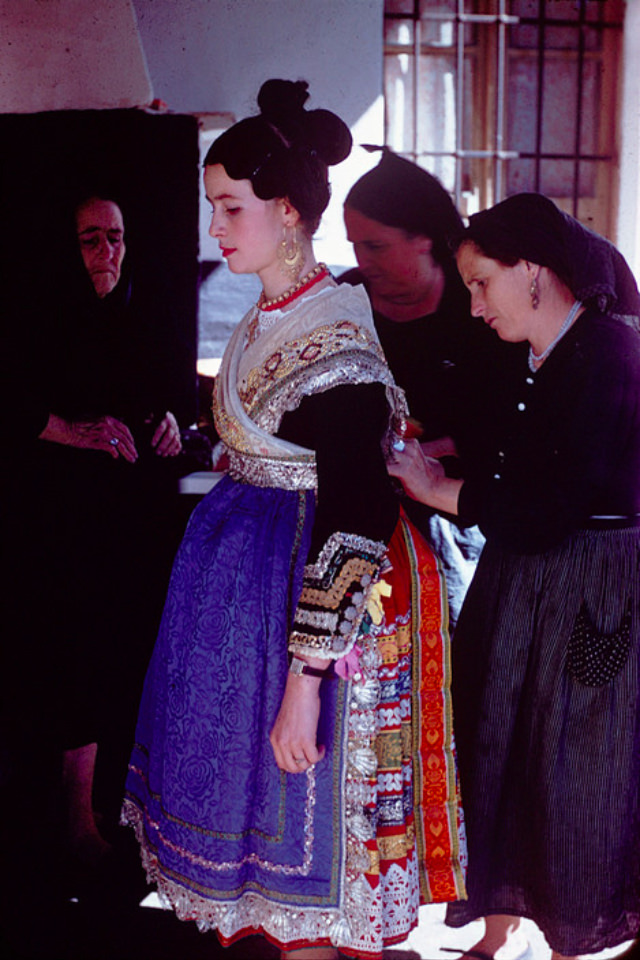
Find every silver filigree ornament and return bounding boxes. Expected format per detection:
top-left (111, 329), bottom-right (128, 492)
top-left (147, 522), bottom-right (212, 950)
top-left (347, 875), bottom-right (372, 909)
top-left (349, 746), bottom-right (378, 778)
top-left (359, 643), bottom-right (382, 670)
top-left (347, 812), bottom-right (374, 842)
top-left (352, 677), bottom-right (381, 710)
top-left (345, 780), bottom-right (371, 806)
top-left (346, 839), bottom-right (371, 875)
top-left (329, 917), bottom-right (352, 947)
top-left (353, 712), bottom-right (377, 739)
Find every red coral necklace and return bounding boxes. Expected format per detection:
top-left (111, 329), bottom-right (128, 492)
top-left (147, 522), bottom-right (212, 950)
top-left (257, 263), bottom-right (330, 312)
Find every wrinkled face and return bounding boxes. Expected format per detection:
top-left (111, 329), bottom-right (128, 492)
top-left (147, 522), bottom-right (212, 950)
top-left (344, 206), bottom-right (434, 302)
top-left (75, 198), bottom-right (126, 298)
top-left (456, 241), bottom-right (531, 343)
top-left (204, 164), bottom-right (287, 278)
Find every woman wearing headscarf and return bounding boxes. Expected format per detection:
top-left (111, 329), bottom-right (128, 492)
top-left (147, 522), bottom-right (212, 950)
top-left (342, 149), bottom-right (522, 632)
top-left (389, 193), bottom-right (640, 960)
top-left (1, 192), bottom-right (184, 882)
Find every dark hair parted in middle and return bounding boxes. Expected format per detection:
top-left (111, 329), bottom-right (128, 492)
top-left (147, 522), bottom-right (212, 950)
top-left (204, 79), bottom-right (352, 234)
top-left (344, 147), bottom-right (463, 267)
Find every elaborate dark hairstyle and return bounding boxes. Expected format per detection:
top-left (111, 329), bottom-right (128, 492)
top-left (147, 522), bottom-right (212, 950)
top-left (344, 147), bottom-right (463, 268)
top-left (204, 79), bottom-right (352, 233)
top-left (461, 193), bottom-right (640, 323)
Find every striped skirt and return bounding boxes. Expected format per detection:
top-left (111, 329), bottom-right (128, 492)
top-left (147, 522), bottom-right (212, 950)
top-left (446, 525), bottom-right (640, 955)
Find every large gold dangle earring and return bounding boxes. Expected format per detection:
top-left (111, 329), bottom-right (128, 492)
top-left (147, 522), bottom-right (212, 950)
top-left (278, 225), bottom-right (304, 281)
top-left (530, 275), bottom-right (540, 310)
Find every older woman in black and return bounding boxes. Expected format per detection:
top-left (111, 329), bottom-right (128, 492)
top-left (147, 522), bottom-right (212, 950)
top-left (2, 194), bottom-right (184, 880)
top-left (389, 193), bottom-right (640, 960)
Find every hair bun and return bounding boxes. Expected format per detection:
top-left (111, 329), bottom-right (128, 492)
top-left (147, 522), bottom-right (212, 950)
top-left (257, 78), bottom-right (351, 166)
top-left (257, 79), bottom-right (309, 139)
top-left (301, 109), bottom-right (352, 166)
top-left (204, 78), bottom-right (352, 232)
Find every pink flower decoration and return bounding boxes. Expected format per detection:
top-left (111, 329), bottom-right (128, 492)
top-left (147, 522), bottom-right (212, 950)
top-left (335, 644), bottom-right (362, 680)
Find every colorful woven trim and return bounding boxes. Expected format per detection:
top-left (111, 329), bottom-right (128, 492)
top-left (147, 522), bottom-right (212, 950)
top-left (401, 513), bottom-right (467, 903)
top-left (289, 531), bottom-right (387, 659)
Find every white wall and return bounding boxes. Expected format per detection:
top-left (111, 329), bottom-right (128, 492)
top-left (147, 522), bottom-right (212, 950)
top-left (130, 0), bottom-right (385, 265)
top-left (130, 0), bottom-right (379, 123)
top-left (0, 0), bottom-right (152, 112)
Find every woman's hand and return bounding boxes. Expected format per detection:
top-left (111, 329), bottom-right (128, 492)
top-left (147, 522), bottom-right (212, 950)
top-left (388, 438), bottom-right (444, 499)
top-left (40, 413), bottom-right (138, 462)
top-left (151, 411), bottom-right (182, 457)
top-left (388, 438), bottom-right (462, 515)
top-left (270, 674), bottom-right (326, 774)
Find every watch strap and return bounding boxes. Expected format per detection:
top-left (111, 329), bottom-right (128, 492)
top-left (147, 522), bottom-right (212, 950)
top-left (289, 656), bottom-right (330, 678)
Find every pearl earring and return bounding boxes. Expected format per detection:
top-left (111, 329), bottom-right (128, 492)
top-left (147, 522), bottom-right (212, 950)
top-left (530, 275), bottom-right (540, 310)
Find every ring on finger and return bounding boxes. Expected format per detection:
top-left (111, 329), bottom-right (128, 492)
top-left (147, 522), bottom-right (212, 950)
top-left (109, 437), bottom-right (120, 447)
top-left (293, 757), bottom-right (305, 764)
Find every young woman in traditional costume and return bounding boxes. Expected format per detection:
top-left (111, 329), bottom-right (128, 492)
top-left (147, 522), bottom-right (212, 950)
top-left (122, 79), bottom-right (466, 959)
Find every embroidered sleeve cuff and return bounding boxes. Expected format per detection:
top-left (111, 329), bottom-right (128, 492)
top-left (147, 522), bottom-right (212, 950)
top-left (289, 532), bottom-right (388, 659)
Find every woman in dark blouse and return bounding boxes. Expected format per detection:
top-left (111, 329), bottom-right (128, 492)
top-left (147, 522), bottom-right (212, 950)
top-left (390, 193), bottom-right (640, 960)
top-left (342, 149), bottom-right (522, 632)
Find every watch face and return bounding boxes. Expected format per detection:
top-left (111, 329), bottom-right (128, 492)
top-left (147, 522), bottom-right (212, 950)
top-left (290, 657), bottom-right (304, 675)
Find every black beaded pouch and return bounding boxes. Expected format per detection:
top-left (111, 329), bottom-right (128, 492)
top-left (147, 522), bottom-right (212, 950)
top-left (567, 602), bottom-right (632, 687)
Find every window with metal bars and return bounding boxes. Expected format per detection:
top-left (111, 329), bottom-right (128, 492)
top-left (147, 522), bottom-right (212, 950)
top-left (383, 0), bottom-right (625, 238)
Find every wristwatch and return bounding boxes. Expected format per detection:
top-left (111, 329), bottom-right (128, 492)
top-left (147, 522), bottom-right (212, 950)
top-left (289, 656), bottom-right (329, 678)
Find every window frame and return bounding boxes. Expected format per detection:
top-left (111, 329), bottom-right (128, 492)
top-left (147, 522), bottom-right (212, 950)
top-left (383, 0), bottom-right (625, 238)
